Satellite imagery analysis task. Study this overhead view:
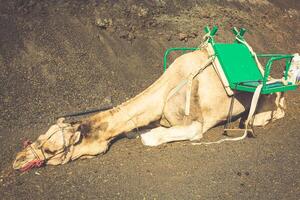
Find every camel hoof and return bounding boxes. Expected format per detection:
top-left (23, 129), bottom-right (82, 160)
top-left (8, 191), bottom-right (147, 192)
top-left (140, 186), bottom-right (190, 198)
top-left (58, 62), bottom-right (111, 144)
top-left (140, 133), bottom-right (161, 147)
top-left (57, 117), bottom-right (65, 124)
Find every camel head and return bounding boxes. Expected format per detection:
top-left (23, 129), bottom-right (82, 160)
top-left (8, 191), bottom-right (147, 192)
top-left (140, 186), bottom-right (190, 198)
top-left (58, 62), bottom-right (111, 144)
top-left (252, 92), bottom-right (286, 126)
top-left (13, 118), bottom-right (83, 171)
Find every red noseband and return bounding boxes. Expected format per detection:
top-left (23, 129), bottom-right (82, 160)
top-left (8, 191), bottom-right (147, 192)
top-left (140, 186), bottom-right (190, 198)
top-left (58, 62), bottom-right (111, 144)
top-left (20, 139), bottom-right (44, 172)
top-left (19, 159), bottom-right (45, 172)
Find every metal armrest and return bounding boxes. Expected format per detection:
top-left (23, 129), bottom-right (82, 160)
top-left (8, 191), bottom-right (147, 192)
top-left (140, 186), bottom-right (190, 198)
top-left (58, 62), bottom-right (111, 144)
top-left (261, 54), bottom-right (294, 85)
top-left (257, 54), bottom-right (293, 58)
top-left (163, 47), bottom-right (198, 72)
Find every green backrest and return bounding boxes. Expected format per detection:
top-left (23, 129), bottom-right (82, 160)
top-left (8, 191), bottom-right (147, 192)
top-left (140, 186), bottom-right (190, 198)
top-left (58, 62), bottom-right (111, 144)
top-left (213, 43), bottom-right (263, 86)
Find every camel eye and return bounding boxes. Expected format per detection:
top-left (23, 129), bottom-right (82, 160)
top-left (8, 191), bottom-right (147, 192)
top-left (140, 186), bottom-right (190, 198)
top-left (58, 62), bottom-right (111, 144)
top-left (44, 148), bottom-right (55, 154)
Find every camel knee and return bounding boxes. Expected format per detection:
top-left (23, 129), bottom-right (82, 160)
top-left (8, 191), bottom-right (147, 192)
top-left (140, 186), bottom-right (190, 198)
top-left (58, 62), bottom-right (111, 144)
top-left (140, 127), bottom-right (165, 147)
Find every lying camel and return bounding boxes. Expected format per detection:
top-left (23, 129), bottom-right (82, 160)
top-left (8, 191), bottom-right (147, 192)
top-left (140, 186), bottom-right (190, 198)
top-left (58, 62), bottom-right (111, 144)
top-left (13, 49), bottom-right (286, 171)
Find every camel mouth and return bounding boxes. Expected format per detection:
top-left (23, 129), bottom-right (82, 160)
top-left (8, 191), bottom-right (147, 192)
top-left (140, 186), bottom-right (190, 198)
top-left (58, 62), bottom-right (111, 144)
top-left (12, 160), bottom-right (22, 170)
top-left (13, 145), bottom-right (74, 171)
top-left (13, 148), bottom-right (43, 171)
top-left (13, 154), bottom-right (30, 170)
top-left (13, 158), bottom-right (45, 171)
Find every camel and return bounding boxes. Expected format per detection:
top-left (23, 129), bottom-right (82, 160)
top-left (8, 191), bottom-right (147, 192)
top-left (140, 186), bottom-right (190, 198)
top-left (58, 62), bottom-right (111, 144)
top-left (13, 49), bottom-right (287, 171)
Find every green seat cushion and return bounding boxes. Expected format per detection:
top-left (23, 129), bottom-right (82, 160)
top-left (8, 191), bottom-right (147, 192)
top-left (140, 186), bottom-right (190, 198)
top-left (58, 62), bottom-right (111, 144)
top-left (237, 81), bottom-right (297, 94)
top-left (213, 43), bottom-right (263, 87)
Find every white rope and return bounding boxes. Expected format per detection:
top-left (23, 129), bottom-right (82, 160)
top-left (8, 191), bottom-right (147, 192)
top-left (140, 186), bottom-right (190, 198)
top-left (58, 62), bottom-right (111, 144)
top-left (235, 37), bottom-right (265, 76)
top-left (198, 33), bottom-right (210, 49)
top-left (166, 79), bottom-right (188, 101)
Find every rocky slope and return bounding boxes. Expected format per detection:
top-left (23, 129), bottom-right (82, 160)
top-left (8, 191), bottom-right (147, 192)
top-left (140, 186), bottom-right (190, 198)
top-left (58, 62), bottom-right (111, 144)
top-left (0, 1), bottom-right (299, 199)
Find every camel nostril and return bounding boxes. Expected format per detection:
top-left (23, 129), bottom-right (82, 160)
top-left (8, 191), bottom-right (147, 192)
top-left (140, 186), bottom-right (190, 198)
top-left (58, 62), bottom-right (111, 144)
top-left (15, 154), bottom-right (27, 163)
top-left (19, 156), bottom-right (26, 162)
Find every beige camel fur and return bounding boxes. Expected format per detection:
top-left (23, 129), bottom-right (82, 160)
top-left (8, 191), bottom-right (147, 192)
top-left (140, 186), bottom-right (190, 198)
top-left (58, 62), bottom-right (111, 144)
top-left (13, 49), bottom-right (286, 170)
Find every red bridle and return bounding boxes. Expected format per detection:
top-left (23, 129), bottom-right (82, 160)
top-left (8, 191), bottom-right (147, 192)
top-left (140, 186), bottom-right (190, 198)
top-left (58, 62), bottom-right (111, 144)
top-left (19, 139), bottom-right (45, 172)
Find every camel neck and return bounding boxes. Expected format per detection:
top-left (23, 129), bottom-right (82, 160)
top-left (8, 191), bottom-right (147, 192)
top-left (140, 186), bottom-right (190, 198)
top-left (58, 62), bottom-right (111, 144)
top-left (85, 101), bottom-right (153, 140)
top-left (82, 74), bottom-right (171, 140)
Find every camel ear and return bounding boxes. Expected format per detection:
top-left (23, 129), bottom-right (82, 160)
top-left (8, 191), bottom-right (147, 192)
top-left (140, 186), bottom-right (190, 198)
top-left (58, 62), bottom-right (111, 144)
top-left (70, 131), bottom-right (81, 145)
top-left (57, 117), bottom-right (65, 124)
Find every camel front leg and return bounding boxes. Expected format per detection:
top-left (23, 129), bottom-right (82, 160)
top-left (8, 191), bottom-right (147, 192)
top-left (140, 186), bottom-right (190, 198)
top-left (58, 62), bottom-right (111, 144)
top-left (70, 139), bottom-right (109, 161)
top-left (140, 121), bottom-right (203, 146)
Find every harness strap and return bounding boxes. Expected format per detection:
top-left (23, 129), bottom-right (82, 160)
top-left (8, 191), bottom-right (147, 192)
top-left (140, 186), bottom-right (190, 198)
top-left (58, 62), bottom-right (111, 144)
top-left (163, 56), bottom-right (214, 128)
top-left (185, 57), bottom-right (214, 116)
top-left (267, 78), bottom-right (288, 86)
top-left (165, 57), bottom-right (214, 117)
top-left (166, 79), bottom-right (188, 101)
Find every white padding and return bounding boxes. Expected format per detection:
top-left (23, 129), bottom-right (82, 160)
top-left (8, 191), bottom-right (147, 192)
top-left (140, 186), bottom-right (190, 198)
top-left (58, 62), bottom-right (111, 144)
top-left (206, 44), bottom-right (234, 96)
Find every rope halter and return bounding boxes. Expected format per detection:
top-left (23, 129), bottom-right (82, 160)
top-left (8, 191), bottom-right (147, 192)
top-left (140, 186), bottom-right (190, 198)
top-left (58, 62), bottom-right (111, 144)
top-left (19, 123), bottom-right (72, 172)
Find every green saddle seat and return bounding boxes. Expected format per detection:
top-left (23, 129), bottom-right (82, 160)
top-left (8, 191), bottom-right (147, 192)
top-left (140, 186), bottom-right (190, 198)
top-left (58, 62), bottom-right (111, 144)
top-left (213, 43), bottom-right (297, 94)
